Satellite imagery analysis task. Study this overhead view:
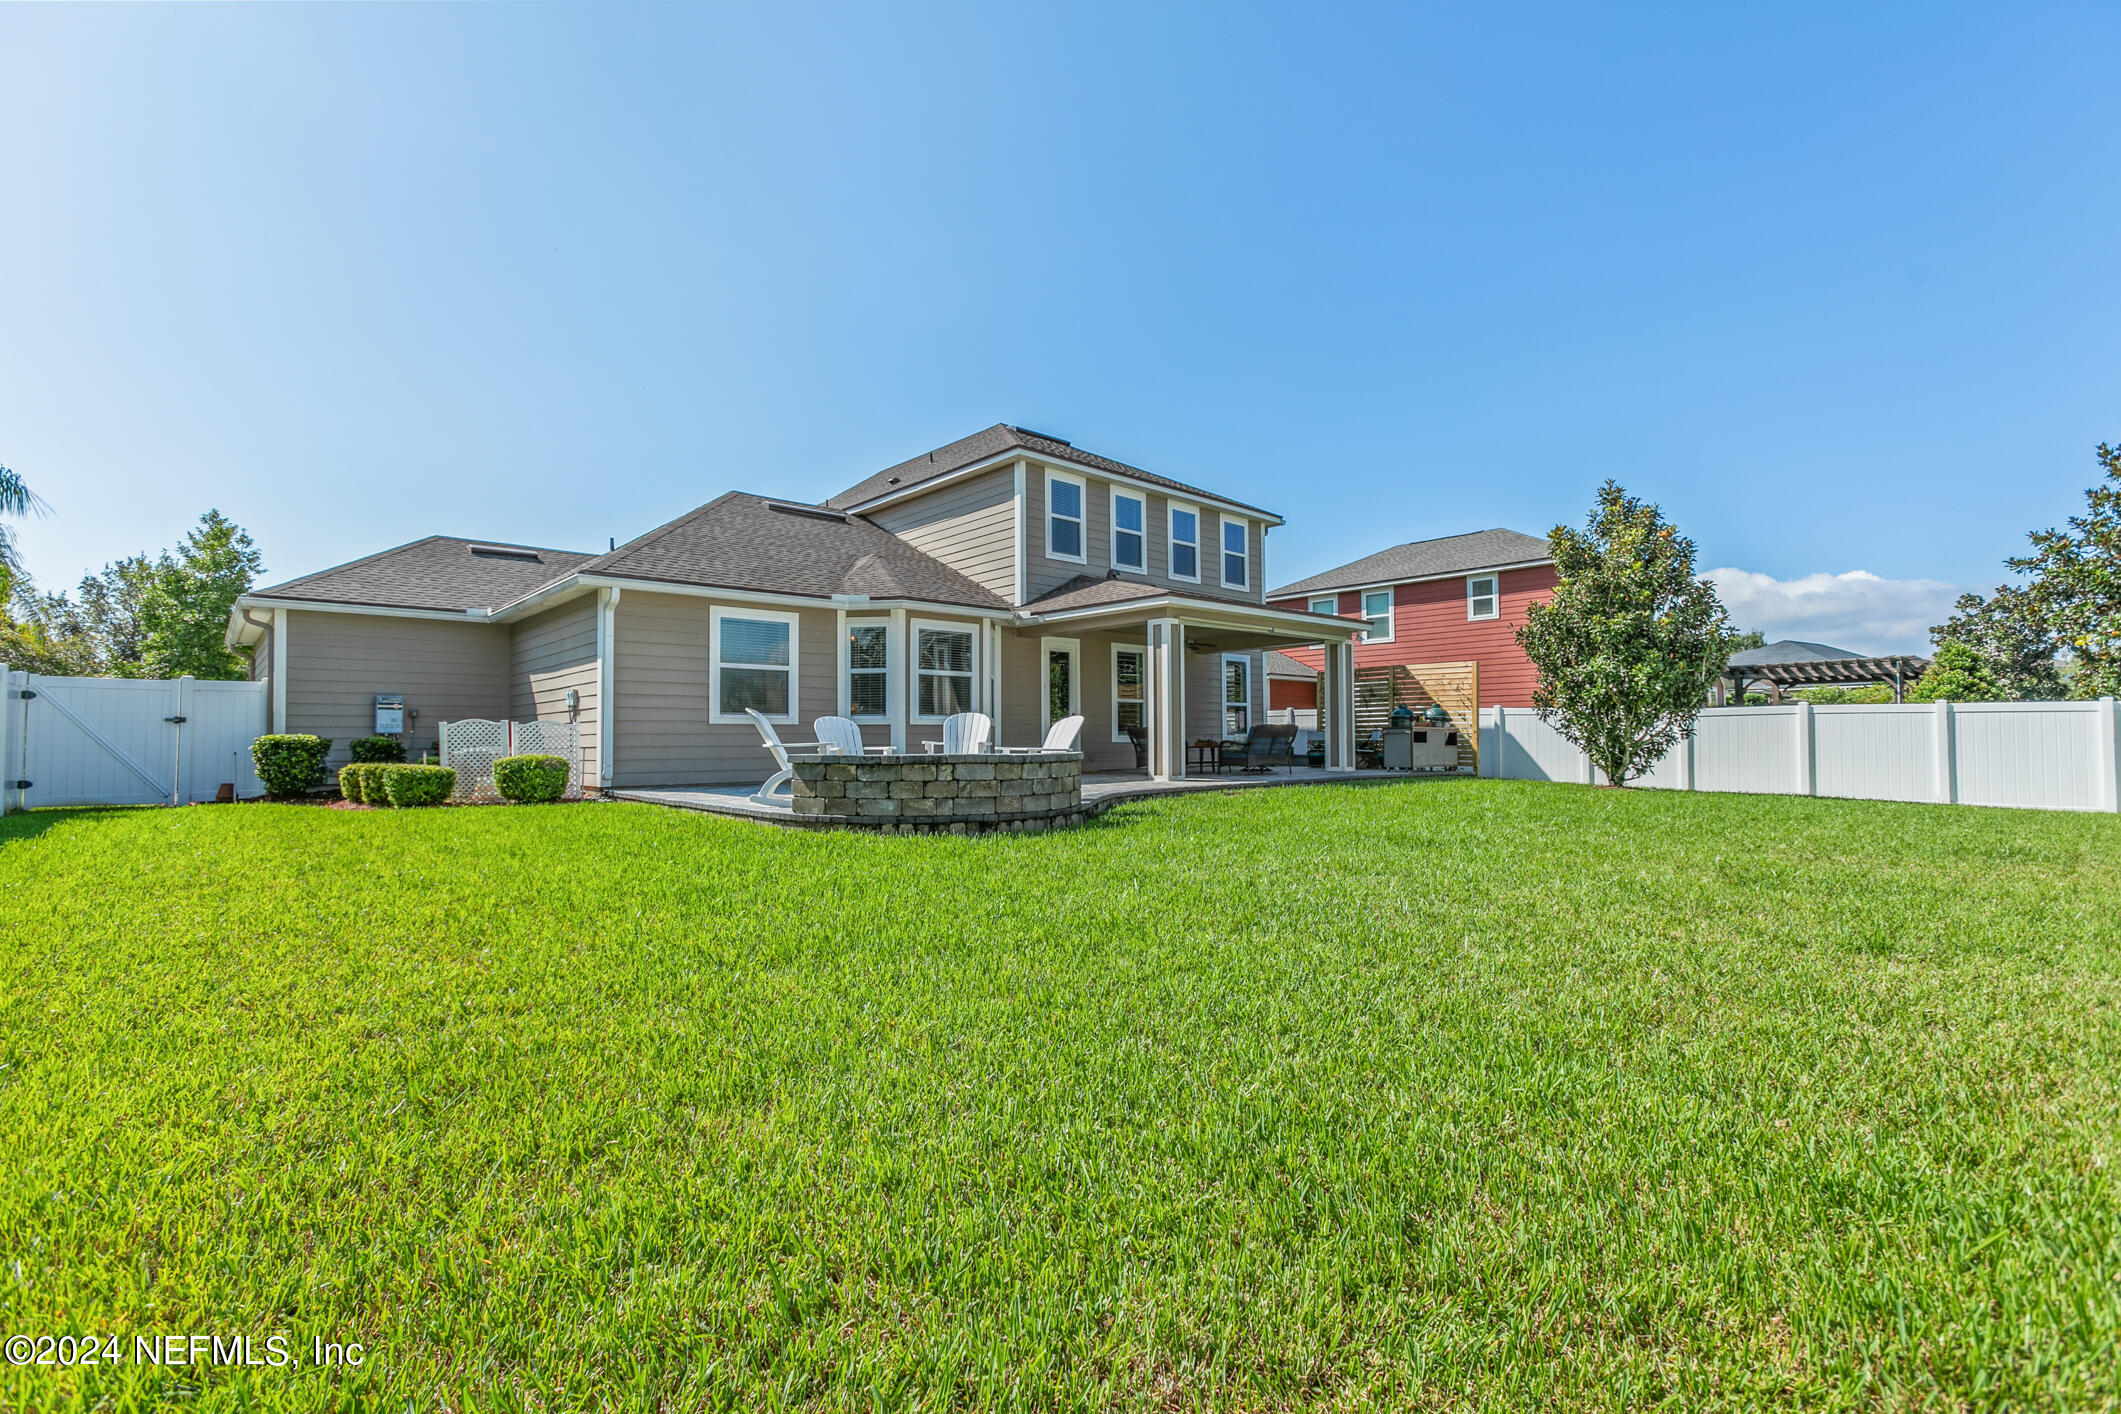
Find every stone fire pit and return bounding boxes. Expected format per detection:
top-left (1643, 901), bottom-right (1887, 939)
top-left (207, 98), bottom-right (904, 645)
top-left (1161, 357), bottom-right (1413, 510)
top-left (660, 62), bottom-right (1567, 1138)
top-left (786, 751), bottom-right (1086, 834)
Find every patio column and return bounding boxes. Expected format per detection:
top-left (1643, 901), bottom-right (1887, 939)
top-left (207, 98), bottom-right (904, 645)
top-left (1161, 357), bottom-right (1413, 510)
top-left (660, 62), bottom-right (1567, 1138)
top-left (1147, 616), bottom-right (1187, 780)
top-left (1322, 638), bottom-right (1354, 772)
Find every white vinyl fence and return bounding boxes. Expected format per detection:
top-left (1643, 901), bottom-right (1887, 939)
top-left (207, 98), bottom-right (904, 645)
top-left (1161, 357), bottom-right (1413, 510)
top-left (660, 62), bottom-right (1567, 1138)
top-left (2, 666), bottom-right (268, 812)
top-left (439, 718), bottom-right (583, 803)
top-left (1480, 698), bottom-right (2121, 813)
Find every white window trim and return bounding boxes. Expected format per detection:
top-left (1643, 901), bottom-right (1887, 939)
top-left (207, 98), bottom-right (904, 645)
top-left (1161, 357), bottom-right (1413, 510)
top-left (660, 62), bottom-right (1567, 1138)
top-left (1039, 635), bottom-right (1080, 737)
top-left (1359, 588), bottom-right (1395, 644)
top-left (1109, 486), bottom-right (1147, 575)
top-left (1167, 500), bottom-right (1201, 584)
top-left (911, 618), bottom-right (981, 724)
top-left (1111, 641), bottom-right (1147, 743)
top-left (843, 615), bottom-right (891, 720)
top-left (1219, 515), bottom-right (1250, 592)
top-left (1308, 594), bottom-right (1338, 617)
top-left (1044, 468), bottom-right (1087, 565)
top-left (708, 604), bottom-right (801, 725)
top-left (1221, 652), bottom-right (1252, 736)
top-left (1467, 574), bottom-right (1500, 621)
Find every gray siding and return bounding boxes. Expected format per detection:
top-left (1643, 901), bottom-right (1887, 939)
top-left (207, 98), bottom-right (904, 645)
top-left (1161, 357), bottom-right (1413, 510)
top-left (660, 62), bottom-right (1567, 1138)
top-left (993, 631), bottom-right (1258, 773)
top-left (866, 466), bottom-right (1017, 604)
top-left (510, 596), bottom-right (601, 786)
top-left (283, 610), bottom-right (510, 766)
top-left (1021, 461), bottom-right (1265, 605)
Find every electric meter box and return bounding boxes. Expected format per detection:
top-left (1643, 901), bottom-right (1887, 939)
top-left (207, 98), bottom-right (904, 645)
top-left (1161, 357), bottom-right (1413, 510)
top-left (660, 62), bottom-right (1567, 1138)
top-left (373, 694), bottom-right (405, 734)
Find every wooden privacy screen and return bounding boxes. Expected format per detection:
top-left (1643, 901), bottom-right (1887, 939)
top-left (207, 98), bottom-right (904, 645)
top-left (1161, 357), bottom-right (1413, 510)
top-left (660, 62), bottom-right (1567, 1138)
top-left (1353, 660), bottom-right (1479, 771)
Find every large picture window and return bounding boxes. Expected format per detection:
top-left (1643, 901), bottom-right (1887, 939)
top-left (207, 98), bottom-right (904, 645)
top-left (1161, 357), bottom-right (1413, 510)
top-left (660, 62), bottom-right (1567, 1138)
top-left (1168, 504), bottom-right (1199, 582)
top-left (846, 620), bottom-right (888, 718)
top-left (710, 606), bottom-right (799, 723)
top-left (1111, 489), bottom-right (1146, 572)
top-left (1220, 516), bottom-right (1249, 590)
top-left (1046, 471), bottom-right (1085, 562)
top-left (1112, 644), bottom-right (1146, 742)
top-left (1223, 655), bottom-right (1251, 736)
top-left (915, 623), bottom-right (976, 720)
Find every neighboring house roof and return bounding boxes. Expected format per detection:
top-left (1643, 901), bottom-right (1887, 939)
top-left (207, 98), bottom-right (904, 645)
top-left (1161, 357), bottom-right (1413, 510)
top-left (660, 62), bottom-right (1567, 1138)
top-left (1269, 528), bottom-right (1552, 598)
top-left (1263, 649), bottom-right (1316, 679)
top-left (572, 493), bottom-right (1010, 611)
top-left (1020, 573), bottom-right (1271, 616)
top-left (824, 423), bottom-right (1280, 521)
top-left (249, 536), bottom-right (597, 613)
top-left (1726, 639), bottom-right (1867, 668)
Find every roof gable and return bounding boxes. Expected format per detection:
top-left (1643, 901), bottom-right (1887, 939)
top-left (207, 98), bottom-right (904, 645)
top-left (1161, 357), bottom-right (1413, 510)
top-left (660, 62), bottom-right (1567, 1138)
top-left (824, 423), bottom-right (1280, 521)
top-left (1270, 528), bottom-right (1552, 598)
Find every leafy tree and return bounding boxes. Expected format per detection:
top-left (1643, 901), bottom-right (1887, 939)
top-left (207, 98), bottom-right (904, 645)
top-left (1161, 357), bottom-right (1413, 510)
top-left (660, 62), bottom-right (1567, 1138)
top-left (1517, 481), bottom-right (1738, 786)
top-left (2009, 443), bottom-right (2121, 699)
top-left (133, 510), bottom-right (263, 679)
top-left (1907, 641), bottom-right (2002, 703)
top-left (1929, 585), bottom-right (2065, 700)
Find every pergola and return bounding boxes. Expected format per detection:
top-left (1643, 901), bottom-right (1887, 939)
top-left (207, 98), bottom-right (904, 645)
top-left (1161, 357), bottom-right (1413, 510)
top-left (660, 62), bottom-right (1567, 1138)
top-left (1718, 654), bottom-right (1932, 705)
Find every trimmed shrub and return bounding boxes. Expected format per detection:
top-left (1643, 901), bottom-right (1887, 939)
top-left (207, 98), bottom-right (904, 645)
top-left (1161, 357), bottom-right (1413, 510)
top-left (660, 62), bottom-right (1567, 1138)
top-left (380, 764), bottom-right (454, 808)
top-left (338, 763), bottom-right (367, 803)
top-left (349, 735), bottom-right (406, 764)
top-left (356, 763), bottom-right (398, 804)
top-left (493, 753), bottom-right (570, 803)
top-left (252, 735), bottom-right (333, 798)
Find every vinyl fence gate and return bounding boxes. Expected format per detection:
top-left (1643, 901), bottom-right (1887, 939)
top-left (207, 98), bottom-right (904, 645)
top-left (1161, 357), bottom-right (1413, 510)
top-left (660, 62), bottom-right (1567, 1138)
top-left (1, 666), bottom-right (269, 813)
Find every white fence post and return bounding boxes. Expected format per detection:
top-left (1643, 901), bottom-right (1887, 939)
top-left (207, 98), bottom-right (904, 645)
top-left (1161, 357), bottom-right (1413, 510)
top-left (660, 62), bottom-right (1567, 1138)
top-left (1491, 706), bottom-right (1507, 779)
top-left (172, 674), bottom-right (195, 806)
top-left (0, 665), bottom-right (18, 815)
top-left (1679, 724), bottom-right (1695, 793)
top-left (1796, 701), bottom-right (1816, 796)
top-left (1932, 700), bottom-right (1957, 805)
top-left (2098, 696), bottom-right (2119, 814)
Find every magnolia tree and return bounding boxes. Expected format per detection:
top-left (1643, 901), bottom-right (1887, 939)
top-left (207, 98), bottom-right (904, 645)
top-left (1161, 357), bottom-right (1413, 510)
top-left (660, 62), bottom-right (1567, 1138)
top-left (1517, 482), bottom-right (1737, 787)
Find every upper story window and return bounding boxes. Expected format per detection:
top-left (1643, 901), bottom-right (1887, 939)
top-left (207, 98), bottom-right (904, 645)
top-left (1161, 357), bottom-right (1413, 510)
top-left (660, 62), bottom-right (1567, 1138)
top-left (709, 606), bottom-right (799, 724)
top-left (846, 620), bottom-right (889, 719)
top-left (1467, 574), bottom-right (1499, 620)
top-left (1046, 471), bottom-right (1085, 563)
top-left (1360, 589), bottom-right (1393, 642)
top-left (1111, 489), bottom-right (1146, 573)
top-left (1308, 594), bottom-right (1338, 617)
top-left (1220, 516), bottom-right (1249, 590)
top-left (1168, 504), bottom-right (1200, 582)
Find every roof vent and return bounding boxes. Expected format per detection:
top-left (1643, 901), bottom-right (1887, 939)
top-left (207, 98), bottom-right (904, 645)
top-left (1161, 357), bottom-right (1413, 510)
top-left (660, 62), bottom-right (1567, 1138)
top-left (765, 501), bottom-right (848, 523)
top-left (1011, 426), bottom-right (1071, 446)
top-left (468, 544), bottom-right (542, 562)
top-left (888, 475), bottom-right (902, 484)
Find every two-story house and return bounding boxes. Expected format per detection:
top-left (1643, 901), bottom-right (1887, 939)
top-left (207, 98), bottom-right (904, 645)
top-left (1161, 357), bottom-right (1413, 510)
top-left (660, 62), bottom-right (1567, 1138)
top-left (223, 424), bottom-right (1363, 787)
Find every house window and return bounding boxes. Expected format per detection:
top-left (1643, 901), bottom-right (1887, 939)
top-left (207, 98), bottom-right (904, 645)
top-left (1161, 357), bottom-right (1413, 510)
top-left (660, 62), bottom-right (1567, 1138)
top-left (1112, 644), bottom-right (1146, 742)
top-left (915, 623), bottom-right (975, 719)
top-left (1223, 656), bottom-right (1251, 736)
top-left (846, 620), bottom-right (888, 719)
top-left (1360, 589), bottom-right (1393, 643)
top-left (710, 606), bottom-right (799, 723)
top-left (1467, 574), bottom-right (1499, 621)
top-left (1221, 517), bottom-right (1249, 590)
top-left (1168, 504), bottom-right (1199, 582)
top-left (1111, 489), bottom-right (1146, 572)
top-left (1046, 471), bottom-right (1085, 562)
top-left (1309, 594), bottom-right (1338, 617)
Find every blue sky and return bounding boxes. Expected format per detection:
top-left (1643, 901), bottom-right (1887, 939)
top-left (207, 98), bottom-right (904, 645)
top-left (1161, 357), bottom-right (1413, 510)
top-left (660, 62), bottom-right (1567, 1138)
top-left (3, 3), bottom-right (2116, 653)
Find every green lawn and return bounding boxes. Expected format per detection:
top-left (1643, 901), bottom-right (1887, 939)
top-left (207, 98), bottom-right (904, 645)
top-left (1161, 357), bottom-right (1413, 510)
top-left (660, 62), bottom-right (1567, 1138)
top-left (3, 782), bottom-right (2119, 1411)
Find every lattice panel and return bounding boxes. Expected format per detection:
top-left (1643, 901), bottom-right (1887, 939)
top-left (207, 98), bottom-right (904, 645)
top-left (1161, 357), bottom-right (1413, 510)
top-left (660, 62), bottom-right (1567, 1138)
top-left (441, 719), bottom-right (509, 804)
top-left (509, 720), bottom-right (583, 800)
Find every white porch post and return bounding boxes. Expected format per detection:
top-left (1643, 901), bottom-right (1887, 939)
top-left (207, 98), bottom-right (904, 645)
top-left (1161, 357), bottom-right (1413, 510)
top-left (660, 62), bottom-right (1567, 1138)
top-left (1323, 639), bottom-right (1354, 772)
top-left (888, 608), bottom-right (909, 755)
top-left (1147, 616), bottom-right (1187, 780)
top-left (596, 587), bottom-right (619, 789)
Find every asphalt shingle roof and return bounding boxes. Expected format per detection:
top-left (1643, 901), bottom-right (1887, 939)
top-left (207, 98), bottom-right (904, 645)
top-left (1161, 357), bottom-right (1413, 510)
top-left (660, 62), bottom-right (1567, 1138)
top-left (576, 493), bottom-right (1010, 610)
top-left (1270, 528), bottom-right (1552, 599)
top-left (1726, 640), bottom-right (1867, 668)
top-left (1020, 573), bottom-right (1274, 616)
top-left (250, 536), bottom-right (596, 613)
top-left (1263, 649), bottom-right (1317, 679)
top-left (824, 424), bottom-right (1280, 521)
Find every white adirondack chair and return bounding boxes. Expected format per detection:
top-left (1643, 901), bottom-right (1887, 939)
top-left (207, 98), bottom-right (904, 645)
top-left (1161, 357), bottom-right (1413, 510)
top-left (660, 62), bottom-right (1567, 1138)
top-left (745, 708), bottom-right (833, 806)
top-left (814, 716), bottom-right (893, 758)
top-left (998, 715), bottom-right (1083, 754)
top-left (924, 711), bottom-right (992, 754)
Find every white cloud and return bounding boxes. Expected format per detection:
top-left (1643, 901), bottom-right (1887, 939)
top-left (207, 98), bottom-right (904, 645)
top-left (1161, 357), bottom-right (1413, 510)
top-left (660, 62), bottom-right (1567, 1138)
top-left (1705, 568), bottom-right (1958, 656)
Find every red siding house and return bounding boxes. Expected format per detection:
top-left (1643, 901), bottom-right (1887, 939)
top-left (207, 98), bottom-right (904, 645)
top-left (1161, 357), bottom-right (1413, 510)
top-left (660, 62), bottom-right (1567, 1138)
top-left (1268, 528), bottom-right (1556, 707)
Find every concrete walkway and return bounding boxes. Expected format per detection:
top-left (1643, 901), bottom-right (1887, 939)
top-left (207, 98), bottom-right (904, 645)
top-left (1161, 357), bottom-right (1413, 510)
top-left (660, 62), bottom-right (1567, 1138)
top-left (609, 765), bottom-right (1431, 827)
